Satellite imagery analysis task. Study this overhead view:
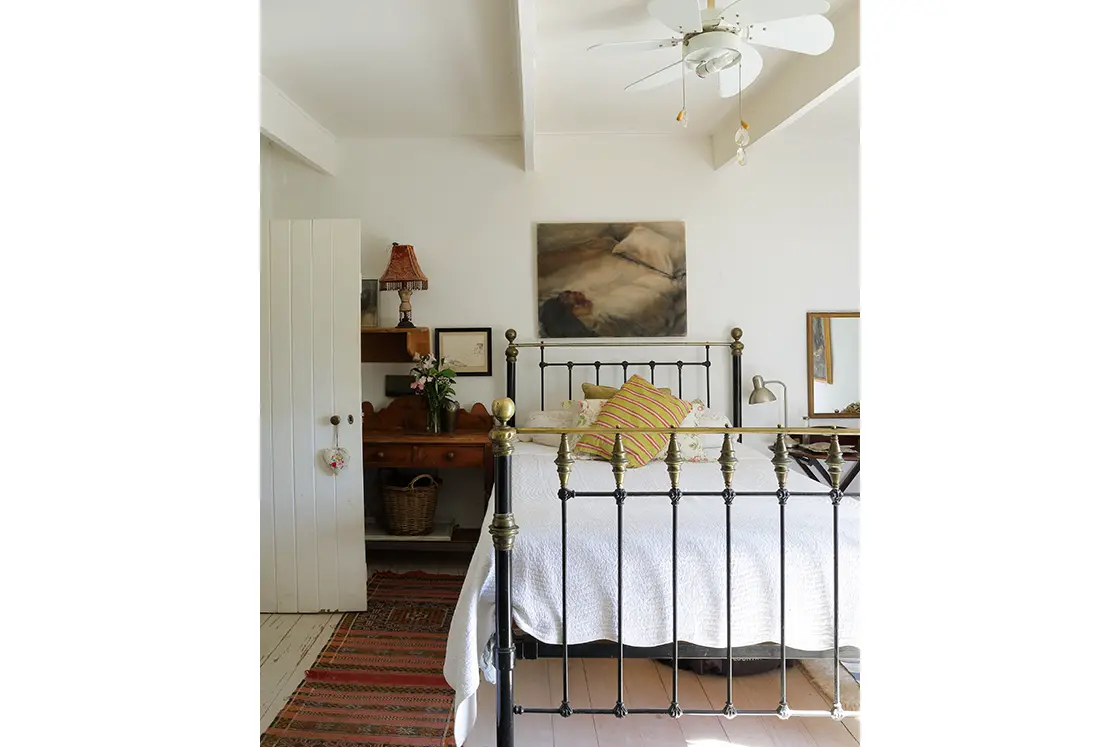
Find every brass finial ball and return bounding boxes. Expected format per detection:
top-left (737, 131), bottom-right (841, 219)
top-left (493, 397), bottom-right (516, 424)
top-left (731, 327), bottom-right (743, 340)
top-left (505, 329), bottom-right (517, 342)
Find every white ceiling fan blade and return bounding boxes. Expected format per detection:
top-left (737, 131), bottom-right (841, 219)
top-left (588, 39), bottom-right (682, 53)
top-left (624, 59), bottom-right (684, 92)
top-left (717, 45), bottom-right (764, 98)
top-left (745, 15), bottom-right (834, 55)
top-left (721, 0), bottom-right (830, 25)
top-left (647, 0), bottom-right (703, 33)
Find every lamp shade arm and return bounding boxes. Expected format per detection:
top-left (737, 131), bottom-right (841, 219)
top-left (764, 379), bottom-right (788, 428)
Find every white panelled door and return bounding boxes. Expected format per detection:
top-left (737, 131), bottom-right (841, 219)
top-left (261, 219), bottom-right (366, 613)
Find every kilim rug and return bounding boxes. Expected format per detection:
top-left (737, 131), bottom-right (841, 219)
top-left (261, 571), bottom-right (464, 747)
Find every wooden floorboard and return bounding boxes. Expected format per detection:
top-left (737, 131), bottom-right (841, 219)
top-left (259, 612), bottom-right (341, 734)
top-left (547, 659), bottom-right (599, 747)
top-left (695, 667), bottom-right (779, 747)
top-left (260, 613), bottom-right (299, 666)
top-left (622, 659), bottom-right (688, 746)
top-left (653, 661), bottom-right (732, 745)
top-left (785, 666), bottom-right (859, 746)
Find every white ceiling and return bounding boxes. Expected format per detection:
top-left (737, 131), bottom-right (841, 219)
top-left (776, 75), bottom-right (859, 142)
top-left (261, 0), bottom-right (855, 138)
top-left (260, 0), bottom-right (522, 137)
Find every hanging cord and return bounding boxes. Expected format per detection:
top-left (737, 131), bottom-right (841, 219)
top-left (735, 61), bottom-right (750, 165)
top-left (677, 41), bottom-right (688, 127)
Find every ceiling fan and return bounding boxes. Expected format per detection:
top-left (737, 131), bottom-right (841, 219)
top-left (590, 0), bottom-right (836, 98)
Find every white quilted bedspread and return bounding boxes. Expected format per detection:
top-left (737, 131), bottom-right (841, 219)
top-left (444, 442), bottom-right (860, 745)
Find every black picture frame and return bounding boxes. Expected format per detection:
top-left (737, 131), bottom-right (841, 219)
top-left (434, 327), bottom-right (493, 377)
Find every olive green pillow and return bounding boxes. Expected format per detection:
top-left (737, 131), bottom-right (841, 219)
top-left (582, 381), bottom-right (672, 400)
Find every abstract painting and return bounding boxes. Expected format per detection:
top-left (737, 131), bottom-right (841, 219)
top-left (811, 316), bottom-right (833, 384)
top-left (535, 222), bottom-right (687, 338)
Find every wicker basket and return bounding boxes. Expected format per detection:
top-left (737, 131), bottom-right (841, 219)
top-left (382, 474), bottom-right (439, 536)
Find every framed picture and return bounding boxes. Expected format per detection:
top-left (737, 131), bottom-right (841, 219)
top-left (536, 221), bottom-right (686, 338)
top-left (811, 316), bottom-right (833, 384)
top-left (434, 327), bottom-right (492, 377)
top-left (360, 279), bottom-right (379, 328)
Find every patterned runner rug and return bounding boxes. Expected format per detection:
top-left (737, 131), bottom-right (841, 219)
top-left (262, 571), bottom-right (463, 747)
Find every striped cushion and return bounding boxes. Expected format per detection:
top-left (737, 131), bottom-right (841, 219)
top-left (574, 375), bottom-right (692, 467)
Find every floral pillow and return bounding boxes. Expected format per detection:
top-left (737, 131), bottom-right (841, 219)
top-left (518, 409), bottom-right (575, 447)
top-left (691, 401), bottom-right (733, 448)
top-left (654, 400), bottom-right (712, 462)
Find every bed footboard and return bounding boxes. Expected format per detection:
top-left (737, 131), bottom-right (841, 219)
top-left (487, 397), bottom-right (859, 747)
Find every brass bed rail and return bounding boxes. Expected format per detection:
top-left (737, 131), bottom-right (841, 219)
top-left (486, 396), bottom-right (860, 747)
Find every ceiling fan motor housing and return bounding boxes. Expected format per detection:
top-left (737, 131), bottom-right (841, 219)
top-left (683, 30), bottom-right (742, 78)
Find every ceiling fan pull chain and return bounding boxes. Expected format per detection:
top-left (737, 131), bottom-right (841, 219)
top-left (735, 63), bottom-right (750, 166)
top-left (676, 41), bottom-right (688, 127)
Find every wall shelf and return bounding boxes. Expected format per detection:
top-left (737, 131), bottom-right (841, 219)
top-left (360, 326), bottom-right (431, 363)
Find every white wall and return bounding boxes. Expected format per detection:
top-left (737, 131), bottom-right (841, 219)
top-left (261, 135), bottom-right (274, 225)
top-left (270, 129), bottom-right (860, 519)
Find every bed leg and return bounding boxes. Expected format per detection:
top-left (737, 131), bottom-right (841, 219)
top-left (490, 398), bottom-right (518, 747)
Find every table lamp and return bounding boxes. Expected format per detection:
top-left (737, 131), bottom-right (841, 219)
top-left (748, 374), bottom-right (788, 429)
top-left (379, 243), bottom-right (429, 328)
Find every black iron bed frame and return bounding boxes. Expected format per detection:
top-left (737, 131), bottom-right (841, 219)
top-left (483, 328), bottom-right (860, 747)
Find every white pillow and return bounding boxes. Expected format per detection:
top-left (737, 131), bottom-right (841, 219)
top-left (518, 409), bottom-right (575, 447)
top-left (693, 401), bottom-right (732, 448)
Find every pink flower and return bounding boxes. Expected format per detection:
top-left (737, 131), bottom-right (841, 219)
top-left (409, 381), bottom-right (418, 390)
top-left (416, 381), bottom-right (425, 391)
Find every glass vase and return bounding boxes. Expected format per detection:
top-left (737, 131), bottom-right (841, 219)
top-left (426, 402), bottom-right (441, 434)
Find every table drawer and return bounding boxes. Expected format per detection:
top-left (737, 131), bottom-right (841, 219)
top-left (413, 445), bottom-right (484, 469)
top-left (364, 444), bottom-right (414, 466)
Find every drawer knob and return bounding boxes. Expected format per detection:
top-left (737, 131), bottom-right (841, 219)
top-left (376, 451), bottom-right (385, 459)
top-left (445, 451), bottom-right (455, 460)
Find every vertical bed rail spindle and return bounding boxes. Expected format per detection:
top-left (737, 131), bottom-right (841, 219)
top-left (677, 361), bottom-right (684, 399)
top-left (730, 328), bottom-right (743, 440)
top-left (504, 330), bottom-right (517, 425)
top-left (772, 433), bottom-right (792, 720)
top-left (826, 434), bottom-right (846, 721)
top-left (488, 398), bottom-right (519, 746)
top-left (538, 343), bottom-right (545, 412)
top-left (648, 360), bottom-right (656, 385)
top-left (566, 361), bottom-right (574, 401)
top-left (704, 346), bottom-right (712, 406)
top-left (611, 432), bottom-right (629, 719)
top-left (719, 434), bottom-right (738, 718)
top-left (665, 433), bottom-right (684, 719)
top-left (555, 433), bottom-right (574, 718)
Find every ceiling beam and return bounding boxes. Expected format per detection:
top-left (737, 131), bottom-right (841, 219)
top-left (711, 0), bottom-right (860, 169)
top-left (260, 75), bottom-right (338, 176)
top-left (511, 0), bottom-right (537, 171)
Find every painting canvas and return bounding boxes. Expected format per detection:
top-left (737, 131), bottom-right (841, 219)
top-left (360, 279), bottom-right (378, 327)
top-left (536, 222), bottom-right (686, 338)
top-left (435, 327), bottom-right (492, 376)
top-left (811, 316), bottom-right (833, 384)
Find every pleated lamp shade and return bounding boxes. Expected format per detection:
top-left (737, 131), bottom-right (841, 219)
top-left (380, 243), bottom-right (428, 328)
top-left (379, 243), bottom-right (429, 290)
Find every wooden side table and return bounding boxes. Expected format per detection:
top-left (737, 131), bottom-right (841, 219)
top-left (361, 397), bottom-right (494, 554)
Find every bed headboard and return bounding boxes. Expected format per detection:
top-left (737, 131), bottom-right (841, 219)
top-left (501, 328), bottom-right (744, 428)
